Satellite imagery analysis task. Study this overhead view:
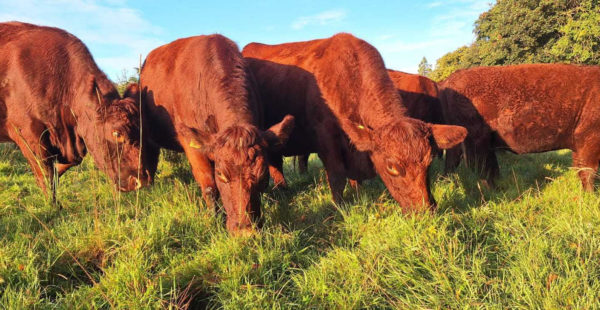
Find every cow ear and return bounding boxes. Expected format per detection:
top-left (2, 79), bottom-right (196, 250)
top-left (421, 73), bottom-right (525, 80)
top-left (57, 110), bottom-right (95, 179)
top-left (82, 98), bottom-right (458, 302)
top-left (264, 115), bottom-right (295, 150)
top-left (429, 124), bottom-right (467, 149)
top-left (178, 125), bottom-right (216, 157)
top-left (123, 83), bottom-right (140, 100)
top-left (339, 118), bottom-right (375, 151)
top-left (88, 75), bottom-right (101, 100)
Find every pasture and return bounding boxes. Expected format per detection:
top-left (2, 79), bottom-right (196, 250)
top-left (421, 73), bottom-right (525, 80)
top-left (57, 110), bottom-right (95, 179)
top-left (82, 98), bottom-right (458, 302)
top-left (1, 144), bottom-right (599, 308)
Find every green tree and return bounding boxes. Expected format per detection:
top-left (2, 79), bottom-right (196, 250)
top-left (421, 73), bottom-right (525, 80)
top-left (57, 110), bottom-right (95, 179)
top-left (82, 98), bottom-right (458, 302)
top-left (114, 68), bottom-right (140, 95)
top-left (418, 57), bottom-right (432, 77)
top-left (430, 46), bottom-right (474, 81)
top-left (430, 0), bottom-right (600, 80)
top-left (551, 0), bottom-right (600, 64)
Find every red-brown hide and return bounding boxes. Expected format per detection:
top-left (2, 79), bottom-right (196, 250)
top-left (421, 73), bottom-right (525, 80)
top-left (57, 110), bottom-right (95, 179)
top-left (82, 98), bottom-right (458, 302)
top-left (140, 34), bottom-right (294, 232)
top-left (243, 33), bottom-right (466, 211)
top-left (440, 64), bottom-right (600, 191)
top-left (0, 22), bottom-right (151, 198)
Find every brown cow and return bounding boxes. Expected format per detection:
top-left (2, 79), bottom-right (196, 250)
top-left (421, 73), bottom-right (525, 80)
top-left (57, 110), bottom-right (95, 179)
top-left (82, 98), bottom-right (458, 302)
top-left (440, 64), bottom-right (600, 190)
top-left (243, 33), bottom-right (467, 210)
top-left (387, 69), bottom-right (443, 125)
top-left (0, 22), bottom-right (152, 200)
top-left (293, 70), bottom-right (444, 176)
top-left (140, 35), bottom-right (294, 232)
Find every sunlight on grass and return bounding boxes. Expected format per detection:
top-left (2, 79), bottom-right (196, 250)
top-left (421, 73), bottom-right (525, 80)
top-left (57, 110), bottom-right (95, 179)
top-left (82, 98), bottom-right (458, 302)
top-left (0, 145), bottom-right (599, 308)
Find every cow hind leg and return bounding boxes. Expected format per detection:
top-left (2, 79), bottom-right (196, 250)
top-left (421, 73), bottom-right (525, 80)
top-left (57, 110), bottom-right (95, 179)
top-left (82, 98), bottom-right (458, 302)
top-left (479, 149), bottom-right (499, 187)
top-left (297, 154), bottom-right (309, 174)
top-left (444, 145), bottom-right (463, 174)
top-left (572, 150), bottom-right (600, 192)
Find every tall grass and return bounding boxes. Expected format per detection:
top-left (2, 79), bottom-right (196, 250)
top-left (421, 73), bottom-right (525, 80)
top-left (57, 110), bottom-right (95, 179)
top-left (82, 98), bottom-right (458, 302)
top-left (0, 144), bottom-right (599, 309)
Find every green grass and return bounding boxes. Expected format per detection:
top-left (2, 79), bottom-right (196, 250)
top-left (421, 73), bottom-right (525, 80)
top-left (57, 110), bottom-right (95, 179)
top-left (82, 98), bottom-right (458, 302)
top-left (1, 143), bottom-right (599, 309)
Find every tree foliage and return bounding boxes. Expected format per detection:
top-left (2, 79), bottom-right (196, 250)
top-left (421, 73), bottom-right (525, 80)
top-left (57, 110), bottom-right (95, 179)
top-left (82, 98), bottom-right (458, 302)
top-left (431, 0), bottom-right (600, 81)
top-left (418, 57), bottom-right (432, 77)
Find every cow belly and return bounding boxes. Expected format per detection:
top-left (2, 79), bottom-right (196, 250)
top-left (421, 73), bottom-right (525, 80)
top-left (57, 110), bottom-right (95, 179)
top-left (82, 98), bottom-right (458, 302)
top-left (491, 114), bottom-right (570, 154)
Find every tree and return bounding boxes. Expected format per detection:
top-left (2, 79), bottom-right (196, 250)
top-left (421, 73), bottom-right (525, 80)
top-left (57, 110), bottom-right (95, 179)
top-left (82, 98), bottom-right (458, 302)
top-left (418, 57), bottom-right (432, 77)
top-left (430, 46), bottom-right (475, 81)
top-left (551, 0), bottom-right (600, 64)
top-left (430, 0), bottom-right (600, 80)
top-left (114, 68), bottom-right (140, 95)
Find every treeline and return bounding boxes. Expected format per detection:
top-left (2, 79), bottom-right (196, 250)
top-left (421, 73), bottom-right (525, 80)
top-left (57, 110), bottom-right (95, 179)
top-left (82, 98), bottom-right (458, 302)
top-left (430, 0), bottom-right (600, 81)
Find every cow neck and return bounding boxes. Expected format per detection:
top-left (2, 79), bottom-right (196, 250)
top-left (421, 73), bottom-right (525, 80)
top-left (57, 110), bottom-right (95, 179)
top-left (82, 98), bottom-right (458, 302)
top-left (69, 74), bottom-right (118, 139)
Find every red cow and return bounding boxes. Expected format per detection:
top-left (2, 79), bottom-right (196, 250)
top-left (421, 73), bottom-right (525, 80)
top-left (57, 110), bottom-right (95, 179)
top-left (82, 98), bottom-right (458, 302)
top-left (140, 35), bottom-right (294, 232)
top-left (440, 64), bottom-right (600, 190)
top-left (243, 33), bottom-right (466, 210)
top-left (0, 22), bottom-right (152, 201)
top-left (294, 70), bottom-right (444, 176)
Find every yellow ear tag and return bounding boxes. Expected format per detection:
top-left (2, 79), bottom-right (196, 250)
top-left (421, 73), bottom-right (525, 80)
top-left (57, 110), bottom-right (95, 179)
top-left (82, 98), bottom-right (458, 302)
top-left (357, 125), bottom-right (365, 130)
top-left (189, 139), bottom-right (202, 149)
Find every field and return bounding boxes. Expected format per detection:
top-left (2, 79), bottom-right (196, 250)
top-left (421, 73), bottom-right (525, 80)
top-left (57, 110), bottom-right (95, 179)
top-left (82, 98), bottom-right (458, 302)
top-left (1, 143), bottom-right (599, 309)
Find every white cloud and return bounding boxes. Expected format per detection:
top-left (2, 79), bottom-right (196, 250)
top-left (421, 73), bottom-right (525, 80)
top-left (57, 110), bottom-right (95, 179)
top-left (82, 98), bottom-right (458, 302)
top-left (427, 1), bottom-right (444, 8)
top-left (371, 0), bottom-right (492, 73)
top-left (0, 0), bottom-right (164, 79)
top-left (291, 9), bottom-right (347, 30)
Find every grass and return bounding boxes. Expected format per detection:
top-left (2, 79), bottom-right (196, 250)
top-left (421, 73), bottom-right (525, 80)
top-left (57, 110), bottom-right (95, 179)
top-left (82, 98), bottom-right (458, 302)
top-left (1, 143), bottom-right (599, 309)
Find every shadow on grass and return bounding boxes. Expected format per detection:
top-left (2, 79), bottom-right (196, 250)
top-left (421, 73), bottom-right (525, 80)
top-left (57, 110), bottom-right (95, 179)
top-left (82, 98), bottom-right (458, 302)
top-left (435, 149), bottom-right (574, 213)
top-left (266, 150), bottom-right (575, 219)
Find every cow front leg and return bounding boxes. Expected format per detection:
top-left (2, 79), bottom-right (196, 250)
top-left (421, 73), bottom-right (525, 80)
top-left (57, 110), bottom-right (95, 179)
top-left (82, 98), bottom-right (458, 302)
top-left (182, 145), bottom-right (218, 208)
top-left (268, 153), bottom-right (287, 189)
top-left (8, 126), bottom-right (55, 200)
top-left (318, 149), bottom-right (348, 204)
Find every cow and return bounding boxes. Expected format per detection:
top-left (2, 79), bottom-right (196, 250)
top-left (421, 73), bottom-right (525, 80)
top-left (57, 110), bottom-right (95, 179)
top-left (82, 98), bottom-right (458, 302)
top-left (292, 70), bottom-right (444, 176)
top-left (139, 34), bottom-right (294, 232)
top-left (243, 33), bottom-right (467, 211)
top-left (439, 64), bottom-right (600, 191)
top-left (0, 22), bottom-right (152, 201)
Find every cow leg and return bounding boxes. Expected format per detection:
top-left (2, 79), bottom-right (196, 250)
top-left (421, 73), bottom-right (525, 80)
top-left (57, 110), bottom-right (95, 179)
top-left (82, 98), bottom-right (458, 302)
top-left (144, 142), bottom-right (161, 181)
top-left (444, 145), bottom-right (463, 174)
top-left (182, 146), bottom-right (218, 208)
top-left (572, 148), bottom-right (600, 192)
top-left (297, 154), bottom-right (309, 174)
top-left (467, 133), bottom-right (498, 187)
top-left (318, 146), bottom-right (347, 204)
top-left (268, 153), bottom-right (287, 189)
top-left (8, 126), bottom-right (55, 198)
top-left (480, 150), bottom-right (499, 187)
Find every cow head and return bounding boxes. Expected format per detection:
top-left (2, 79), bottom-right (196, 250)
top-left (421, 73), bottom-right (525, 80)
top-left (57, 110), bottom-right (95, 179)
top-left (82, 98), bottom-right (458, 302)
top-left (342, 118), bottom-right (467, 210)
top-left (82, 80), bottom-right (152, 191)
top-left (184, 115), bottom-right (295, 233)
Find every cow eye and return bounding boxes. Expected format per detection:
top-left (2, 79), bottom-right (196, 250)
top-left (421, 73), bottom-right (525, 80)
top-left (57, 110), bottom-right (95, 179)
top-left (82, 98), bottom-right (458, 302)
top-left (112, 130), bottom-right (125, 143)
top-left (386, 162), bottom-right (405, 177)
top-left (216, 171), bottom-right (229, 183)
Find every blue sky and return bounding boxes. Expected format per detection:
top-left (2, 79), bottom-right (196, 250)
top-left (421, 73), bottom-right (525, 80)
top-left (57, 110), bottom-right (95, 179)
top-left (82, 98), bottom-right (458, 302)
top-left (0, 0), bottom-right (492, 80)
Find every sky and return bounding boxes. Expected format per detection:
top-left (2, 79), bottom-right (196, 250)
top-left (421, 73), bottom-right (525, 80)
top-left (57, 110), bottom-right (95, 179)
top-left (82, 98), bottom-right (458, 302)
top-left (0, 0), bottom-right (493, 80)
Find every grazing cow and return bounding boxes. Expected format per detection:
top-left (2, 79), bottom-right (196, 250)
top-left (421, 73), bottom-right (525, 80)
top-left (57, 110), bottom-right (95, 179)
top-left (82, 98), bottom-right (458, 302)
top-left (0, 22), bottom-right (152, 200)
top-left (293, 70), bottom-right (444, 176)
top-left (140, 35), bottom-right (294, 232)
top-left (440, 64), bottom-right (600, 191)
top-left (243, 33), bottom-right (467, 210)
